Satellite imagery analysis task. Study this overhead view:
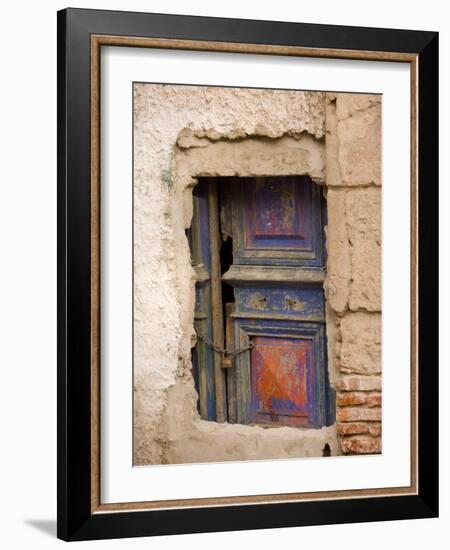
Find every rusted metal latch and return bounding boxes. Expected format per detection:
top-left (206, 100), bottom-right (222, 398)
top-left (194, 327), bottom-right (254, 365)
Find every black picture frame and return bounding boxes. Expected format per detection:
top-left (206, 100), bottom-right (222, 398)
top-left (57, 7), bottom-right (438, 541)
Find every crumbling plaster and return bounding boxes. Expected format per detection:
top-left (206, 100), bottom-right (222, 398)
top-left (133, 84), bottom-right (381, 464)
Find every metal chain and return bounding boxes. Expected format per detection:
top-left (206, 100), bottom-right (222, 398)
top-left (194, 327), bottom-right (254, 357)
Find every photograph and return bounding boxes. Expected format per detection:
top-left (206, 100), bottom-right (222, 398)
top-left (0, 1), bottom-right (443, 548)
top-left (52, 5), bottom-right (439, 542)
top-left (132, 84), bottom-right (382, 465)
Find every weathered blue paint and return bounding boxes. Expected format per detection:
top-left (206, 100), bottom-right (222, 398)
top-left (222, 176), bottom-right (334, 428)
top-left (231, 318), bottom-right (328, 428)
top-left (234, 285), bottom-right (324, 320)
top-left (251, 336), bottom-right (311, 426)
top-left (231, 176), bottom-right (326, 267)
top-left (190, 176), bottom-right (335, 428)
top-left (189, 181), bottom-right (216, 421)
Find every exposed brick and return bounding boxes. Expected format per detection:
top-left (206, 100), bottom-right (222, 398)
top-left (341, 437), bottom-right (381, 455)
top-left (337, 407), bottom-right (381, 422)
top-left (336, 392), bottom-right (367, 407)
top-left (336, 376), bottom-right (381, 392)
top-left (368, 423), bottom-right (382, 437)
top-left (338, 422), bottom-right (369, 436)
top-left (367, 393), bottom-right (382, 408)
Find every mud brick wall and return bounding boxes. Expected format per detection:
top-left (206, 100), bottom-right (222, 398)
top-left (133, 84), bottom-right (381, 464)
top-left (325, 94), bottom-right (382, 455)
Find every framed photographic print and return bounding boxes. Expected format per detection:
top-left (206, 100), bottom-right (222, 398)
top-left (57, 8), bottom-right (438, 541)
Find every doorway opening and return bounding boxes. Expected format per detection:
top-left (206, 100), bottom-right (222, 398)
top-left (189, 176), bottom-right (335, 428)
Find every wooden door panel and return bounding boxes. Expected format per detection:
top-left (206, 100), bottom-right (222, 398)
top-left (249, 177), bottom-right (306, 240)
top-left (189, 181), bottom-right (218, 421)
top-left (190, 176), bottom-right (334, 428)
top-left (251, 336), bottom-right (312, 425)
top-left (234, 285), bottom-right (324, 320)
top-left (231, 319), bottom-right (327, 428)
top-left (228, 176), bottom-right (326, 267)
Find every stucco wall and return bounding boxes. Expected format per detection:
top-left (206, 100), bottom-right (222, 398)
top-left (133, 84), bottom-right (381, 464)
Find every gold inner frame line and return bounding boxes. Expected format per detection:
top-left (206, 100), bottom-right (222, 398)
top-left (90, 34), bottom-right (419, 514)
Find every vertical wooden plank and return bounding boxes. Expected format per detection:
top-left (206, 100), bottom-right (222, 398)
top-left (208, 178), bottom-right (227, 422)
top-left (225, 303), bottom-right (237, 423)
top-left (235, 326), bottom-right (252, 424)
top-left (190, 183), bottom-right (216, 421)
top-left (190, 191), bottom-right (207, 419)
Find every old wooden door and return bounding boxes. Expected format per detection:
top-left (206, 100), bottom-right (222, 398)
top-left (189, 176), bottom-right (334, 428)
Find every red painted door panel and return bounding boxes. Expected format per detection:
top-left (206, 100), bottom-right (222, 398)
top-left (251, 336), bottom-right (313, 426)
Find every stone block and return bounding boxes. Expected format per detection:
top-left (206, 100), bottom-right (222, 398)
top-left (337, 102), bottom-right (381, 187)
top-left (326, 188), bottom-right (381, 313)
top-left (325, 189), bottom-right (351, 314)
top-left (339, 313), bottom-right (381, 375)
top-left (345, 188), bottom-right (381, 311)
